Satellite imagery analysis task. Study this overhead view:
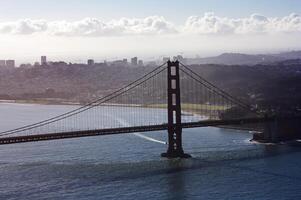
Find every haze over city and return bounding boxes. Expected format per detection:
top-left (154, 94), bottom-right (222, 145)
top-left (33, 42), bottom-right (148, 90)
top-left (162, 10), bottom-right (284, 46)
top-left (0, 0), bottom-right (301, 64)
top-left (2, 1), bottom-right (301, 200)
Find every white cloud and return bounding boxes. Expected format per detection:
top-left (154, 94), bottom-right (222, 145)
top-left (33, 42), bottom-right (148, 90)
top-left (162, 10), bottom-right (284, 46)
top-left (184, 12), bottom-right (301, 35)
top-left (0, 19), bottom-right (47, 34)
top-left (0, 16), bottom-right (177, 36)
top-left (0, 13), bottom-right (300, 36)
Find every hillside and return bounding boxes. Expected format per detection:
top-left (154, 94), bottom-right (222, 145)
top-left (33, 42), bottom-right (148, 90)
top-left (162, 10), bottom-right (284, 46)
top-left (187, 50), bottom-right (301, 65)
top-left (0, 60), bottom-right (301, 114)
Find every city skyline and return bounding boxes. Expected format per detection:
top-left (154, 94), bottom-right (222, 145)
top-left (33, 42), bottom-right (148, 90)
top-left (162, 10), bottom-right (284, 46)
top-left (0, 0), bottom-right (300, 64)
top-left (0, 54), bottom-right (151, 67)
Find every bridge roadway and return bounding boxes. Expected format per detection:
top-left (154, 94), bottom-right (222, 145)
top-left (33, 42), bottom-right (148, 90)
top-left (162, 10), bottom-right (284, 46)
top-left (0, 117), bottom-right (271, 145)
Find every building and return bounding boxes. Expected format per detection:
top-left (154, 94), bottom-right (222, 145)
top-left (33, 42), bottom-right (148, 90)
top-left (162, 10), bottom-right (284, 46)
top-left (87, 59), bottom-right (94, 66)
top-left (131, 57), bottom-right (138, 65)
top-left (41, 56), bottom-right (47, 65)
top-left (5, 60), bottom-right (15, 68)
top-left (34, 62), bottom-right (40, 67)
top-left (122, 58), bottom-right (128, 64)
top-left (0, 60), bottom-right (5, 67)
top-left (112, 60), bottom-right (125, 65)
top-left (19, 63), bottom-right (33, 68)
top-left (138, 60), bottom-right (143, 66)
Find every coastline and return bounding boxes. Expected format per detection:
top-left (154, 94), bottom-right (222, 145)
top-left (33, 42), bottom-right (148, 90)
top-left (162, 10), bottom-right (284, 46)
top-left (0, 99), bottom-right (81, 106)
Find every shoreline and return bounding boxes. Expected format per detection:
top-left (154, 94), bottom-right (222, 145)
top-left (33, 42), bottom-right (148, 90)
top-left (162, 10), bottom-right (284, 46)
top-left (0, 99), bottom-right (165, 108)
top-left (0, 99), bottom-right (82, 106)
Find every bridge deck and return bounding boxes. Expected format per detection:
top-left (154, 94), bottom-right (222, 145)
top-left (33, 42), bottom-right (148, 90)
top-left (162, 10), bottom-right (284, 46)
top-left (0, 117), bottom-right (271, 145)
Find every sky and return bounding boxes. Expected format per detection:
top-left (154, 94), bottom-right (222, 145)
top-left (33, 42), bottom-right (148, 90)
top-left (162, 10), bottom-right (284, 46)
top-left (0, 0), bottom-right (301, 64)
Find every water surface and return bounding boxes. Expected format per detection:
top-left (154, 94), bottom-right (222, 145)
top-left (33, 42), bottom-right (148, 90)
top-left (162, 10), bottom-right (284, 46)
top-left (0, 103), bottom-right (301, 200)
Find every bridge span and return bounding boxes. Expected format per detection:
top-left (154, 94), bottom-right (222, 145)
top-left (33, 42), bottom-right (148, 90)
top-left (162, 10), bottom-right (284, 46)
top-left (0, 117), bottom-right (272, 145)
top-left (0, 61), bottom-right (299, 157)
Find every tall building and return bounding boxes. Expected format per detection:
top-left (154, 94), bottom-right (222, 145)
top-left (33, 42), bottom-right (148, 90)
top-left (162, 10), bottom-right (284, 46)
top-left (41, 56), bottom-right (47, 65)
top-left (5, 60), bottom-right (15, 68)
top-left (131, 57), bottom-right (138, 65)
top-left (0, 60), bottom-right (5, 67)
top-left (87, 59), bottom-right (94, 66)
top-left (138, 60), bottom-right (143, 66)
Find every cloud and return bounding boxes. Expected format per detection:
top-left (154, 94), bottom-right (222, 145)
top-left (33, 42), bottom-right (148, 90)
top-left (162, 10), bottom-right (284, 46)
top-left (184, 12), bottom-right (301, 35)
top-left (0, 19), bottom-right (47, 34)
top-left (0, 16), bottom-right (177, 36)
top-left (0, 13), bottom-right (300, 37)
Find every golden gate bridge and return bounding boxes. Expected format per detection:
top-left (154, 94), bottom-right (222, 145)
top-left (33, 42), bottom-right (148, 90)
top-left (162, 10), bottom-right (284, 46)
top-left (0, 61), bottom-right (299, 158)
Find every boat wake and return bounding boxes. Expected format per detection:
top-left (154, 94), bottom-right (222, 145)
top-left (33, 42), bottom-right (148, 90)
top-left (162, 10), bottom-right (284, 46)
top-left (113, 116), bottom-right (167, 145)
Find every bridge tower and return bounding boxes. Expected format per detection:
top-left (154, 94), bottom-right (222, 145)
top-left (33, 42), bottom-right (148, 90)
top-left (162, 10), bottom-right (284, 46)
top-left (161, 61), bottom-right (191, 158)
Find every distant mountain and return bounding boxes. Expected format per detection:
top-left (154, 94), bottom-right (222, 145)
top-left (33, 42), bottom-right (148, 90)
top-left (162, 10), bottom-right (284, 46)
top-left (275, 51), bottom-right (301, 60)
top-left (187, 50), bottom-right (301, 66)
top-left (262, 59), bottom-right (301, 66)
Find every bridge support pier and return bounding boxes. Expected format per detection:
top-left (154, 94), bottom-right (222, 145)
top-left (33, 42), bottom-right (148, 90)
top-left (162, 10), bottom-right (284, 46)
top-left (161, 61), bottom-right (191, 158)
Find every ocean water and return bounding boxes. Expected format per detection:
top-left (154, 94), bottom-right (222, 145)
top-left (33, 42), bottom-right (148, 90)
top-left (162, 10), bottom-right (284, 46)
top-left (0, 103), bottom-right (301, 200)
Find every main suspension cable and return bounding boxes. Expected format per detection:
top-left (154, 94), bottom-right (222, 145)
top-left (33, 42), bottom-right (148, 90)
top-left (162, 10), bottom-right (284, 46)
top-left (0, 63), bottom-right (167, 136)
